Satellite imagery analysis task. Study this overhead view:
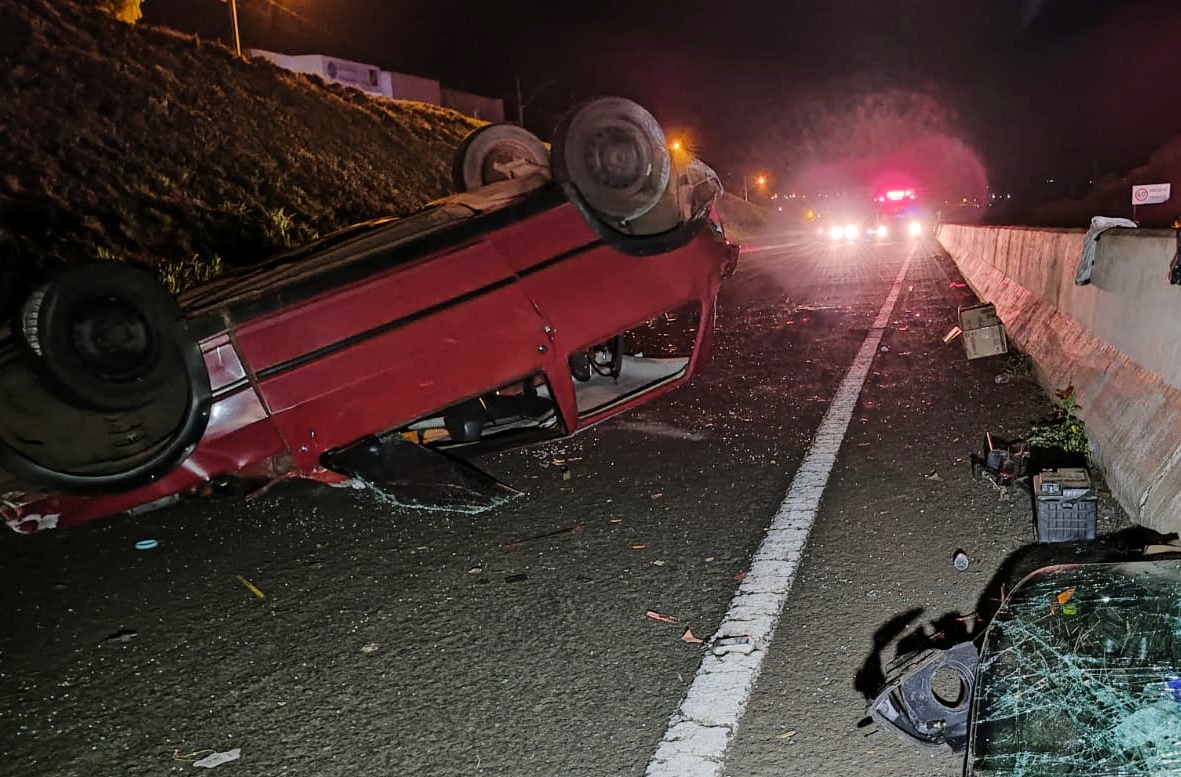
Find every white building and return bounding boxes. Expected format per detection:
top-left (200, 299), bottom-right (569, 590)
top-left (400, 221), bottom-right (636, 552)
top-left (249, 49), bottom-right (503, 122)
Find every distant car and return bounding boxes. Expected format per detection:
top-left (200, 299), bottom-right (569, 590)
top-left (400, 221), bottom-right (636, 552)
top-left (815, 189), bottom-right (927, 243)
top-left (0, 98), bottom-right (739, 533)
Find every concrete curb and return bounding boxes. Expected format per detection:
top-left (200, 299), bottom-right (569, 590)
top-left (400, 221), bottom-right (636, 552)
top-left (938, 225), bottom-right (1181, 534)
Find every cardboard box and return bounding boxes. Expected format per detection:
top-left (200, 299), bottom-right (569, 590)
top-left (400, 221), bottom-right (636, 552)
top-left (959, 303), bottom-right (1008, 360)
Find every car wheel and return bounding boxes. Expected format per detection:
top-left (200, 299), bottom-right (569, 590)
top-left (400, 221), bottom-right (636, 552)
top-left (452, 124), bottom-right (550, 192)
top-left (552, 97), bottom-right (671, 223)
top-left (16, 262), bottom-right (195, 412)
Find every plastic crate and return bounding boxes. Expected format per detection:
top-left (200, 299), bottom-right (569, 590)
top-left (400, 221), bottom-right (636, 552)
top-left (1034, 469), bottom-right (1096, 543)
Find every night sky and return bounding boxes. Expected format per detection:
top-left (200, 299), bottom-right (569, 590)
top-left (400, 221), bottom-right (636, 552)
top-left (143, 0), bottom-right (1181, 200)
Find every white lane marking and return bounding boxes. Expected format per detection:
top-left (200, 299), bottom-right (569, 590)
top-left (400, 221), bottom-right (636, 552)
top-left (645, 244), bottom-right (919, 777)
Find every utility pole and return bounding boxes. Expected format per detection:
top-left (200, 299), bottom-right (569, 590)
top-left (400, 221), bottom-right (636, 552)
top-left (515, 76), bottom-right (525, 125)
top-left (228, 0), bottom-right (242, 58)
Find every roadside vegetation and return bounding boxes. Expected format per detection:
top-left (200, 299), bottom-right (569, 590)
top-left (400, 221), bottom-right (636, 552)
top-left (0, 0), bottom-right (481, 304)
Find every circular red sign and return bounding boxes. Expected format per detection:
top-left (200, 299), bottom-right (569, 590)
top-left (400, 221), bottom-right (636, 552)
top-left (1134, 187), bottom-right (1150, 202)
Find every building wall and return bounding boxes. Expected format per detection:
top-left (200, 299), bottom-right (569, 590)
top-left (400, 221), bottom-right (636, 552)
top-left (387, 72), bottom-right (442, 105)
top-left (250, 48), bottom-right (497, 121)
top-left (441, 87), bottom-right (505, 123)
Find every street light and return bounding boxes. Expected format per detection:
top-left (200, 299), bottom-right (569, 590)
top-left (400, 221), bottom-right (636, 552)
top-left (744, 173), bottom-right (768, 203)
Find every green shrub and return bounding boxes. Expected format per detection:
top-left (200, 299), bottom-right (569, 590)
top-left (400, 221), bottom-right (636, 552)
top-left (1027, 388), bottom-right (1088, 456)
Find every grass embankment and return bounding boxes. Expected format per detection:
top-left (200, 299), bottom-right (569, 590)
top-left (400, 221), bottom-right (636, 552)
top-left (0, 0), bottom-right (480, 303)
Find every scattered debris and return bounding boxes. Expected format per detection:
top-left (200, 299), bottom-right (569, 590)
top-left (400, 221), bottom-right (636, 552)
top-left (970, 433), bottom-right (1028, 493)
top-left (631, 544), bottom-right (647, 550)
top-left (950, 281), bottom-right (968, 289)
top-left (943, 326), bottom-right (963, 343)
top-left (712, 635), bottom-right (756, 656)
top-left (645, 610), bottom-right (679, 624)
top-left (502, 523), bottom-right (584, 548)
top-left (960, 303), bottom-right (1008, 360)
top-left (953, 551), bottom-right (970, 571)
top-left (897, 325), bottom-right (910, 332)
top-left (467, 566), bottom-right (483, 575)
top-left (653, 560), bottom-right (666, 566)
top-left (924, 471), bottom-right (942, 481)
top-left (193, 749), bottom-right (241, 769)
top-left (777, 730), bottom-right (798, 740)
top-left (98, 628), bottom-right (137, 646)
top-left (360, 642), bottom-right (379, 654)
top-left (650, 492), bottom-right (664, 500)
top-left (681, 628), bottom-right (704, 644)
top-left (880, 345), bottom-right (890, 353)
top-left (236, 575), bottom-right (266, 599)
top-left (135, 539), bottom-right (158, 551)
top-left (561, 466), bottom-right (571, 481)
top-left (173, 749), bottom-right (215, 763)
top-left (994, 373), bottom-right (1012, 384)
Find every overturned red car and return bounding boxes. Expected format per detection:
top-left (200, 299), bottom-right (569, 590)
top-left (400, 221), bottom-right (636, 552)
top-left (0, 98), bottom-right (739, 532)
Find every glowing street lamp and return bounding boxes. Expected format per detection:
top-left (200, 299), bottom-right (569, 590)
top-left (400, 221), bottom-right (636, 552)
top-left (744, 173), bottom-right (768, 202)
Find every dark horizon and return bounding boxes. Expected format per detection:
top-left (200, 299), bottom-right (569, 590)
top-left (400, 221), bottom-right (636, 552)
top-left (142, 0), bottom-right (1181, 201)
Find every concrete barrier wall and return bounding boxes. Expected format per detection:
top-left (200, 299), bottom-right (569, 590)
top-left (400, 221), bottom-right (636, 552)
top-left (939, 224), bottom-right (1181, 534)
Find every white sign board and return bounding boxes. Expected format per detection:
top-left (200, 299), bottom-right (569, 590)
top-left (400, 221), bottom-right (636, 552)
top-left (1131, 183), bottom-right (1171, 205)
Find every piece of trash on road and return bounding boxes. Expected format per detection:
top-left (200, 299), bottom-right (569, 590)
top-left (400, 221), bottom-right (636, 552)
top-left (712, 635), bottom-right (756, 656)
top-left (995, 373), bottom-right (1012, 384)
top-left (631, 544), bottom-right (647, 550)
top-left (502, 523), bottom-right (584, 548)
top-left (646, 610), bottom-right (679, 624)
top-left (924, 471), bottom-right (942, 481)
top-left (953, 550), bottom-right (970, 571)
top-left (193, 749), bottom-right (241, 768)
top-left (681, 628), bottom-right (704, 644)
top-left (98, 628), bottom-right (137, 646)
top-left (950, 281), bottom-right (968, 289)
top-left (880, 345), bottom-right (889, 353)
top-left (360, 642), bottom-right (379, 654)
top-left (777, 730), bottom-right (798, 740)
top-left (236, 575), bottom-right (266, 599)
top-left (135, 539), bottom-right (158, 551)
top-left (943, 326), bottom-right (963, 343)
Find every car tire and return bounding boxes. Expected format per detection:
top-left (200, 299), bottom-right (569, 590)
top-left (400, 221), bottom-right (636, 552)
top-left (16, 262), bottom-right (195, 412)
top-left (452, 124), bottom-right (550, 192)
top-left (552, 97), bottom-right (671, 223)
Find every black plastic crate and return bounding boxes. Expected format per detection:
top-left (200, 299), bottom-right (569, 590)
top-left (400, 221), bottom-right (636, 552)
top-left (1035, 496), bottom-right (1097, 542)
top-left (1033, 468), bottom-right (1096, 543)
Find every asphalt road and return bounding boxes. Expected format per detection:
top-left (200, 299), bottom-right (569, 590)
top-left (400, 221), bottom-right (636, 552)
top-left (0, 233), bottom-right (1139, 777)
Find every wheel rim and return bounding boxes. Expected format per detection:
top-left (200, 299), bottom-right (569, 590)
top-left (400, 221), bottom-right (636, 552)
top-left (554, 98), bottom-right (671, 223)
top-left (69, 296), bottom-right (156, 381)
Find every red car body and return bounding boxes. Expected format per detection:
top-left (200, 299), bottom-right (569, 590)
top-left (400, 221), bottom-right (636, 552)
top-left (0, 171), bottom-right (738, 532)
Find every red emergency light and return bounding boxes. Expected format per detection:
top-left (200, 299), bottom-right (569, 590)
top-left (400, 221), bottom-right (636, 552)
top-left (884, 189), bottom-right (916, 201)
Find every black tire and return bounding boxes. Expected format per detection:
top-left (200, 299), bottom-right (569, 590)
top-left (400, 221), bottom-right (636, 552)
top-left (552, 97), bottom-right (671, 223)
top-left (16, 262), bottom-right (192, 412)
top-left (451, 124), bottom-right (549, 192)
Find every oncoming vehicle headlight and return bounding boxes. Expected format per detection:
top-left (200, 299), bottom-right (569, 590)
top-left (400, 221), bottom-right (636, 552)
top-left (908, 220), bottom-right (923, 237)
top-left (829, 225), bottom-right (844, 240)
top-left (845, 224), bottom-right (858, 239)
top-left (876, 225), bottom-right (888, 238)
